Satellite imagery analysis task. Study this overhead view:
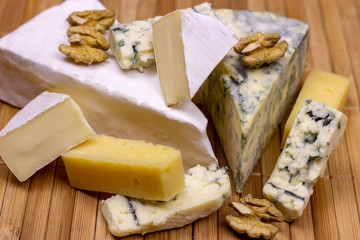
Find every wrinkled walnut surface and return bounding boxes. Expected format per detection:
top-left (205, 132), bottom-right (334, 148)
top-left (234, 32), bottom-right (288, 68)
top-left (226, 195), bottom-right (285, 239)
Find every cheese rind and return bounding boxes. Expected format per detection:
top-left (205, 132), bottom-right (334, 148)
top-left (62, 135), bottom-right (185, 201)
top-left (153, 10), bottom-right (238, 105)
top-left (0, 91), bottom-right (94, 181)
top-left (101, 164), bottom-right (230, 237)
top-left (203, 10), bottom-right (309, 192)
top-left (108, 2), bottom-right (215, 72)
top-left (281, 69), bottom-right (350, 148)
top-left (263, 99), bottom-right (347, 221)
top-left (0, 0), bottom-right (216, 171)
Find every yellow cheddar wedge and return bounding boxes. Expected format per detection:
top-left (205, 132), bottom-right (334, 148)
top-left (281, 69), bottom-right (350, 148)
top-left (61, 135), bottom-right (185, 201)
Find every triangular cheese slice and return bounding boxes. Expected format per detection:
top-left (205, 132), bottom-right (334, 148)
top-left (152, 10), bottom-right (239, 106)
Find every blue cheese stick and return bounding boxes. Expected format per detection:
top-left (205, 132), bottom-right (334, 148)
top-left (263, 99), bottom-right (347, 221)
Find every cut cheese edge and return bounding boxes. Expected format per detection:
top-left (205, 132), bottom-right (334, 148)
top-left (281, 69), bottom-right (350, 148)
top-left (109, 2), bottom-right (215, 72)
top-left (62, 134), bottom-right (185, 201)
top-left (263, 99), bottom-right (347, 221)
top-left (152, 10), bottom-right (238, 106)
top-left (0, 91), bottom-right (94, 181)
top-left (101, 164), bottom-right (230, 237)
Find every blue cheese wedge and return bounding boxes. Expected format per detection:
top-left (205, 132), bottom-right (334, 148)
top-left (263, 99), bottom-right (347, 221)
top-left (109, 2), bottom-right (216, 72)
top-left (203, 10), bottom-right (310, 192)
top-left (101, 164), bottom-right (230, 237)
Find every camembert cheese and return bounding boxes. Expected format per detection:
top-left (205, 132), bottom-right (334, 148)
top-left (0, 91), bottom-right (94, 181)
top-left (152, 10), bottom-right (238, 105)
top-left (0, 0), bottom-right (216, 171)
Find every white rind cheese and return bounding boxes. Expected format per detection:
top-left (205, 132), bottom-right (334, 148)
top-left (101, 164), bottom-right (230, 237)
top-left (0, 91), bottom-right (94, 181)
top-left (263, 99), bottom-right (347, 221)
top-left (203, 10), bottom-right (310, 192)
top-left (153, 10), bottom-right (238, 105)
top-left (0, 0), bottom-right (216, 171)
top-left (109, 2), bottom-right (215, 72)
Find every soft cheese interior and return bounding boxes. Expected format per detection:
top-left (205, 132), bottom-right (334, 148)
top-left (0, 0), bottom-right (216, 170)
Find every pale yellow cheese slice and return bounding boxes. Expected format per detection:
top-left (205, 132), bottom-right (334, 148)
top-left (0, 91), bottom-right (94, 181)
top-left (61, 135), bottom-right (185, 201)
top-left (281, 69), bottom-right (349, 148)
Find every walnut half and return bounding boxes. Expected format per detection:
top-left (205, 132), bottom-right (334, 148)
top-left (226, 195), bottom-right (285, 239)
top-left (234, 32), bottom-right (288, 68)
top-left (59, 9), bottom-right (114, 65)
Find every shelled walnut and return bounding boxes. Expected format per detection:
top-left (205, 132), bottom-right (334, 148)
top-left (234, 32), bottom-right (288, 68)
top-left (59, 9), bottom-right (114, 64)
top-left (226, 195), bottom-right (285, 239)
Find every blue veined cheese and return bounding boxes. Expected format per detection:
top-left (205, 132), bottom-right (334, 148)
top-left (203, 10), bottom-right (310, 192)
top-left (109, 2), bottom-right (216, 72)
top-left (263, 99), bottom-right (347, 221)
top-left (109, 17), bottom-right (160, 72)
top-left (101, 164), bottom-right (230, 237)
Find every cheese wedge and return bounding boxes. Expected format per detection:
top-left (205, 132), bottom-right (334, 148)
top-left (264, 99), bottom-right (347, 221)
top-left (203, 10), bottom-right (309, 192)
top-left (0, 91), bottom-right (94, 181)
top-left (281, 69), bottom-right (350, 148)
top-left (101, 164), bottom-right (230, 237)
top-left (152, 10), bottom-right (238, 106)
top-left (62, 135), bottom-right (185, 201)
top-left (0, 0), bottom-right (216, 171)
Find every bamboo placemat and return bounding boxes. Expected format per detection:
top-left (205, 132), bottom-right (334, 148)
top-left (0, 0), bottom-right (359, 239)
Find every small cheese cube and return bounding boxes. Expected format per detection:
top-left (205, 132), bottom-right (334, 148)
top-left (0, 91), bottom-right (94, 182)
top-left (263, 99), bottom-right (347, 221)
top-left (281, 69), bottom-right (350, 148)
top-left (152, 10), bottom-right (238, 106)
top-left (61, 135), bottom-right (185, 201)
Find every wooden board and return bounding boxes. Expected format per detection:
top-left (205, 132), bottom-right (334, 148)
top-left (0, 0), bottom-right (360, 239)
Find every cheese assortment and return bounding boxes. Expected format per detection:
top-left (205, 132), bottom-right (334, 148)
top-left (0, 91), bottom-right (94, 182)
top-left (0, 0), bottom-right (216, 171)
top-left (281, 69), bottom-right (350, 148)
top-left (0, 0), bottom-right (324, 236)
top-left (62, 134), bottom-right (185, 201)
top-left (101, 164), bottom-right (230, 237)
top-left (263, 99), bottom-right (347, 221)
top-left (203, 10), bottom-right (309, 192)
top-left (109, 2), bottom-right (215, 72)
top-left (152, 10), bottom-right (238, 105)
